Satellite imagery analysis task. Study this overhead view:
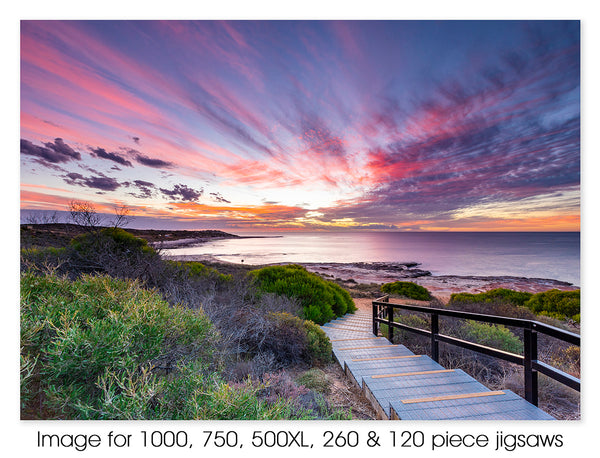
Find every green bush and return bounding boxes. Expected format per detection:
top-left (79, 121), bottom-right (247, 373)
top-left (457, 320), bottom-right (522, 354)
top-left (166, 260), bottom-right (232, 283)
top-left (449, 288), bottom-right (580, 322)
top-left (381, 281), bottom-right (431, 301)
top-left (67, 227), bottom-right (162, 280)
top-left (249, 264), bottom-right (355, 324)
top-left (20, 272), bottom-right (218, 419)
top-left (524, 289), bottom-right (580, 321)
top-left (20, 246), bottom-right (69, 274)
top-left (21, 272), bottom-right (336, 420)
top-left (70, 227), bottom-right (155, 257)
top-left (379, 313), bottom-right (430, 343)
top-left (304, 319), bottom-right (333, 364)
top-left (266, 312), bottom-right (332, 365)
top-left (450, 288), bottom-right (533, 306)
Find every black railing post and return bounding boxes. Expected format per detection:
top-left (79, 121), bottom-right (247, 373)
top-left (524, 328), bottom-right (539, 406)
top-left (387, 305), bottom-right (394, 343)
top-left (431, 313), bottom-right (439, 362)
top-left (372, 302), bottom-right (378, 336)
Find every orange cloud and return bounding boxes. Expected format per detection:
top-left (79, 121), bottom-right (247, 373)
top-left (430, 214), bottom-right (580, 232)
top-left (20, 190), bottom-right (116, 214)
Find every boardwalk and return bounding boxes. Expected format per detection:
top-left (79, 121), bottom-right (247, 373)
top-left (321, 311), bottom-right (554, 420)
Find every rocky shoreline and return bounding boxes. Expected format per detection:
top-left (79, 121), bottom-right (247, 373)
top-left (162, 255), bottom-right (579, 303)
top-left (301, 261), bottom-right (578, 303)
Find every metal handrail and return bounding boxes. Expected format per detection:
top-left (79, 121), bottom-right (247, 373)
top-left (372, 295), bottom-right (580, 406)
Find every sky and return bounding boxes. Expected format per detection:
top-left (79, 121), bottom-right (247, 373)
top-left (20, 20), bottom-right (580, 232)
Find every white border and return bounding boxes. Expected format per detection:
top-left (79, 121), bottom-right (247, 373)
top-left (4, 2), bottom-right (598, 457)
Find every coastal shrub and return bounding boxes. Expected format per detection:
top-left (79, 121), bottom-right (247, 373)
top-left (165, 260), bottom-right (232, 283)
top-left (380, 313), bottom-right (430, 344)
top-left (70, 227), bottom-right (155, 256)
top-left (249, 264), bottom-right (355, 324)
top-left (449, 288), bottom-right (580, 322)
top-left (381, 281), bottom-right (431, 301)
top-left (20, 272), bottom-right (219, 419)
top-left (263, 312), bottom-right (332, 366)
top-left (68, 227), bottom-right (163, 281)
top-left (20, 246), bottom-right (69, 274)
top-left (524, 289), bottom-right (580, 321)
top-left (457, 320), bottom-right (522, 354)
top-left (55, 360), bottom-right (314, 420)
top-left (450, 288), bottom-right (533, 306)
top-left (256, 372), bottom-right (350, 420)
top-left (400, 313), bottom-right (430, 329)
top-left (303, 319), bottom-right (333, 364)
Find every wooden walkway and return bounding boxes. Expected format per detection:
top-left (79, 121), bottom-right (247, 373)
top-left (321, 311), bottom-right (555, 420)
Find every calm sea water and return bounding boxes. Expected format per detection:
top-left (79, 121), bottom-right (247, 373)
top-left (164, 232), bottom-right (580, 286)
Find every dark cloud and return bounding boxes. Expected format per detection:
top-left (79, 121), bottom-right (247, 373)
top-left (42, 119), bottom-right (61, 128)
top-left (127, 149), bottom-right (174, 168)
top-left (128, 179), bottom-right (156, 199)
top-left (63, 172), bottom-right (121, 191)
top-left (210, 192), bottom-right (231, 203)
top-left (350, 37), bottom-right (580, 224)
top-left (90, 147), bottom-right (133, 167)
top-left (160, 184), bottom-right (203, 202)
top-left (21, 138), bottom-right (81, 164)
top-left (134, 179), bottom-right (155, 187)
top-left (30, 158), bottom-right (68, 172)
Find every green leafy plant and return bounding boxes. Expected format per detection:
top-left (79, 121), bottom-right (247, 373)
top-left (20, 272), bottom-right (218, 419)
top-left (266, 312), bottom-right (332, 365)
top-left (457, 320), bottom-right (522, 354)
top-left (524, 289), bottom-right (580, 321)
top-left (166, 260), bottom-right (232, 283)
top-left (250, 264), bottom-right (355, 324)
top-left (70, 227), bottom-right (155, 256)
top-left (450, 288), bottom-right (533, 306)
top-left (381, 281), bottom-right (431, 301)
top-left (450, 288), bottom-right (580, 322)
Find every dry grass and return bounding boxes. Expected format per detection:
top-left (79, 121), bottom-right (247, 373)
top-left (293, 363), bottom-right (377, 420)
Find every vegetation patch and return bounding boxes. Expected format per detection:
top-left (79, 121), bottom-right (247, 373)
top-left (249, 264), bottom-right (356, 324)
top-left (295, 368), bottom-right (331, 394)
top-left (254, 312), bottom-right (332, 366)
top-left (450, 288), bottom-right (580, 322)
top-left (20, 271), bottom-right (346, 420)
top-left (523, 289), bottom-right (580, 322)
top-left (450, 288), bottom-right (532, 306)
top-left (165, 260), bottom-right (232, 283)
top-left (381, 281), bottom-right (431, 301)
top-left (457, 320), bottom-right (522, 354)
top-left (21, 272), bottom-right (218, 419)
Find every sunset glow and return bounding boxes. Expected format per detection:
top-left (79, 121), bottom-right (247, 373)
top-left (20, 20), bottom-right (580, 231)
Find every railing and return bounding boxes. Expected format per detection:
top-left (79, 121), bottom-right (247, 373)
top-left (372, 295), bottom-right (580, 406)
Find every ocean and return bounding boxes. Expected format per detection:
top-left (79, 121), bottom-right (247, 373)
top-left (163, 231), bottom-right (580, 286)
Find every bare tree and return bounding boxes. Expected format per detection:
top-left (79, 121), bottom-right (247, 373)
top-left (112, 204), bottom-right (133, 229)
top-left (24, 210), bottom-right (62, 225)
top-left (24, 213), bottom-right (39, 225)
top-left (69, 200), bottom-right (103, 231)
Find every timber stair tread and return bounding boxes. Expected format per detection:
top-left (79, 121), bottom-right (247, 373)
top-left (321, 312), bottom-right (555, 420)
